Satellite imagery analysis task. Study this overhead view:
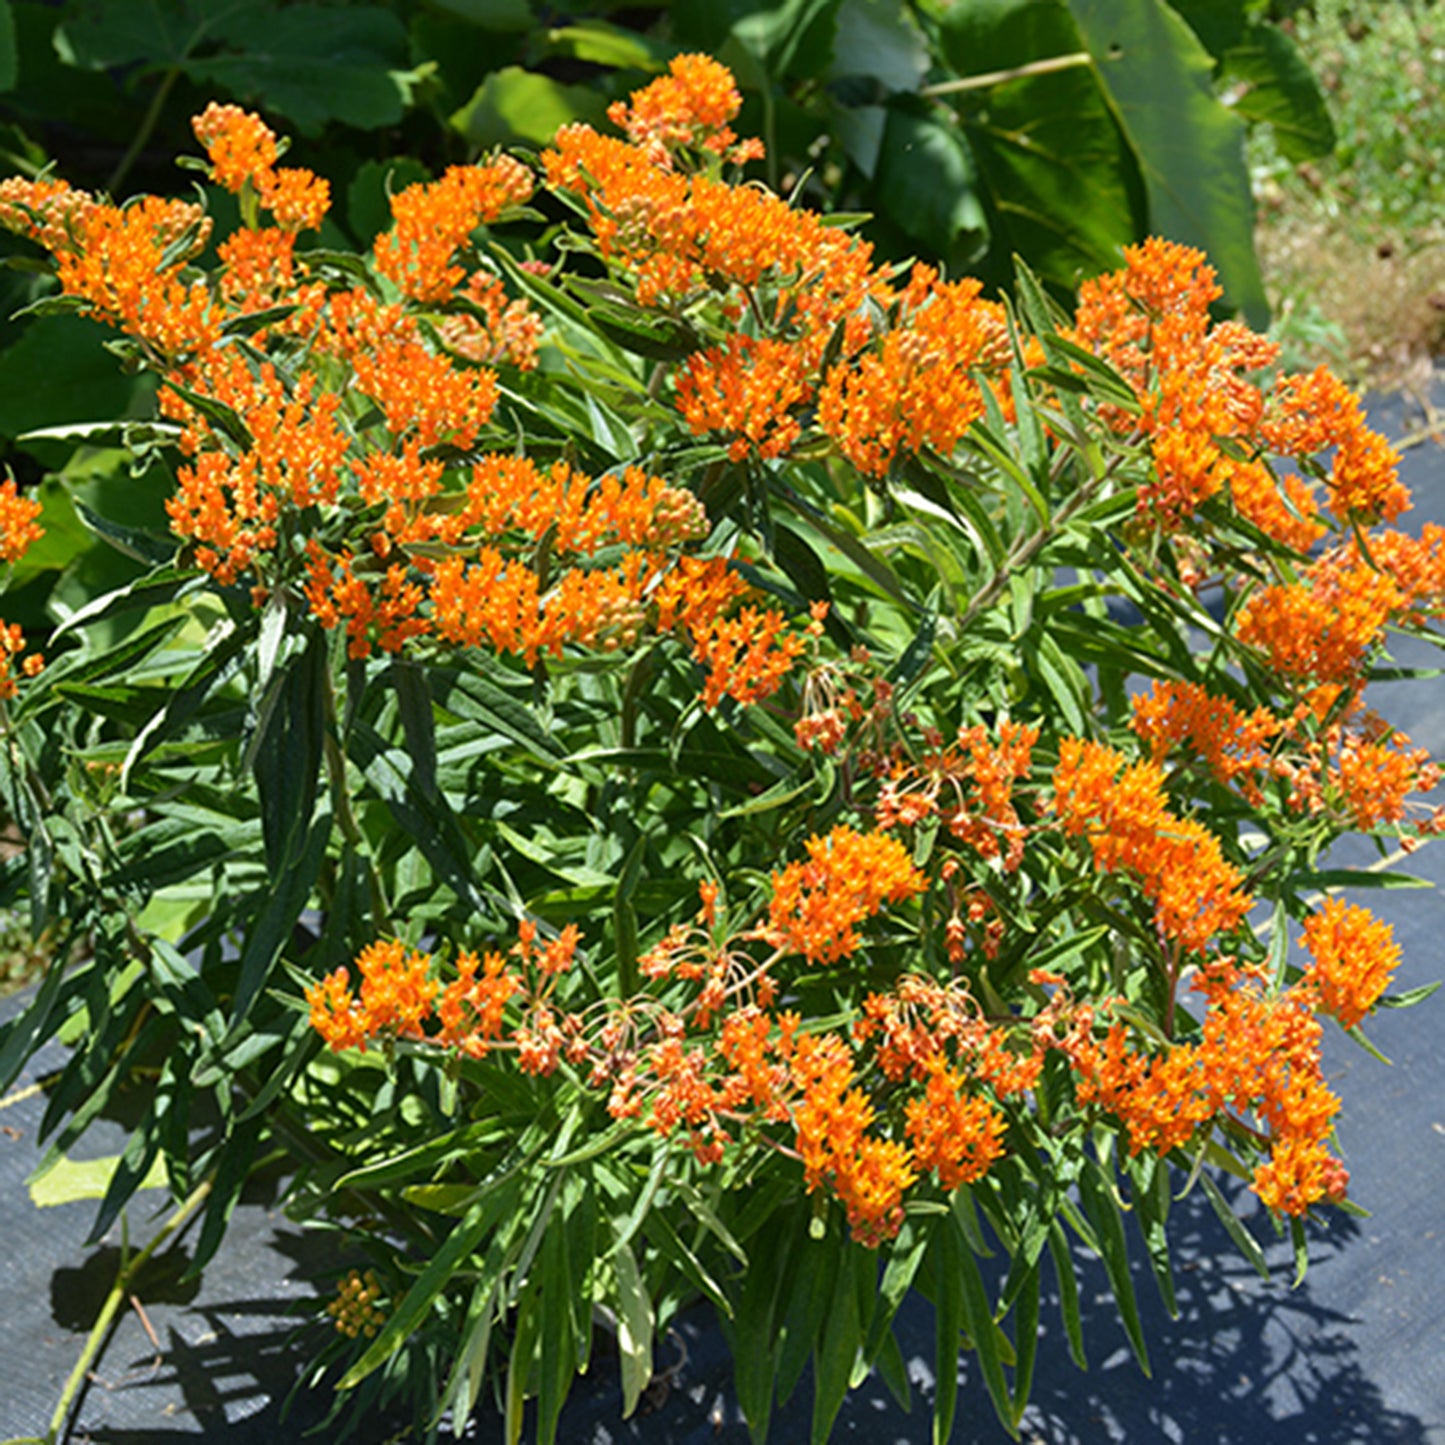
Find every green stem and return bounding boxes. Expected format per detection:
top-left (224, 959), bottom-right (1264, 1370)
top-left (44, 1178), bottom-right (212, 1445)
top-left (107, 68), bottom-right (181, 197)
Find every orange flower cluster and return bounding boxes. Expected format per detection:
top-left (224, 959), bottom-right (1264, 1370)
top-left (1058, 959), bottom-right (1348, 1215)
top-left (0, 477), bottom-right (44, 564)
top-left (307, 939), bottom-right (439, 1053)
top-left (1299, 897), bottom-right (1400, 1030)
top-left (1262, 368), bottom-right (1410, 524)
top-left (1237, 549), bottom-right (1403, 687)
top-left (350, 332), bottom-right (499, 451)
top-left (1333, 723), bottom-right (1441, 833)
top-left (161, 361), bottom-right (348, 584)
top-left (1130, 680), bottom-right (1281, 803)
top-left (436, 271), bottom-right (543, 370)
top-left (606, 53), bottom-right (763, 165)
top-left (373, 159), bottom-right (534, 302)
top-left (192, 103), bottom-right (330, 231)
top-left (1071, 238), bottom-right (1411, 546)
top-left (1051, 738), bottom-right (1253, 953)
top-left (1073, 239), bottom-right (1279, 525)
top-left (675, 336), bottom-right (812, 462)
top-left (46, 194), bottom-right (217, 356)
top-left (874, 721), bottom-right (1038, 869)
top-left (765, 824), bottom-right (926, 964)
top-left (816, 267), bottom-right (1006, 476)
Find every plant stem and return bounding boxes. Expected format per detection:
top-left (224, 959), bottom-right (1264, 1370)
top-left (920, 53), bottom-right (1092, 98)
top-left (108, 68), bottom-right (181, 196)
top-left (44, 1178), bottom-right (212, 1445)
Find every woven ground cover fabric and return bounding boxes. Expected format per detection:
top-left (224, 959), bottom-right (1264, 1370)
top-left (1, 384), bottom-right (1442, 1443)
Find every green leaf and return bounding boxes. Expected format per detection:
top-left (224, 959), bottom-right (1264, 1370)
top-left (341, 1183), bottom-right (519, 1388)
top-left (811, 1244), bottom-right (864, 1444)
top-left (1378, 980), bottom-right (1442, 1010)
top-left (252, 626), bottom-right (326, 874)
top-left (1198, 1170), bottom-right (1269, 1280)
top-left (612, 1239), bottom-right (653, 1418)
top-left (931, 1222), bottom-right (964, 1445)
top-left (1010, 1259), bottom-right (1041, 1427)
top-left (230, 810), bottom-right (329, 1025)
top-left (873, 96), bottom-right (986, 260)
top-left (949, 1213), bottom-right (1016, 1437)
top-left (428, 0), bottom-right (533, 29)
top-left (0, 2), bottom-right (16, 91)
top-left (939, 0), bottom-right (1144, 291)
top-left (0, 315), bottom-right (136, 444)
top-left (28, 1148), bottom-right (167, 1207)
top-left (1077, 1151), bottom-right (1150, 1375)
top-left (450, 65), bottom-right (609, 148)
top-left (1066, 0), bottom-right (1268, 325)
top-left (1295, 868), bottom-right (1432, 892)
top-left (189, 5), bottom-right (416, 134)
top-left (1219, 21), bottom-right (1334, 163)
top-left (430, 666), bottom-right (565, 763)
top-left (1046, 1220), bottom-right (1086, 1368)
top-left (546, 21), bottom-right (669, 70)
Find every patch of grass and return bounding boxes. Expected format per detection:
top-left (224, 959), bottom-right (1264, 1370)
top-left (1252, 0), bottom-right (1445, 396)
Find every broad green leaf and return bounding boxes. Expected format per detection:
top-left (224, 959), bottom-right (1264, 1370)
top-left (55, 0), bottom-right (248, 69)
top-left (28, 1148), bottom-right (167, 1207)
top-left (346, 157), bottom-right (431, 247)
top-left (0, 315), bottom-right (136, 443)
top-left (1219, 21), bottom-right (1334, 162)
top-left (1067, 0), bottom-right (1268, 325)
top-left (939, 0), bottom-right (1144, 291)
top-left (873, 97), bottom-right (986, 260)
top-left (829, 0), bottom-right (928, 94)
top-left (546, 22), bottom-right (669, 70)
top-left (190, 5), bottom-right (415, 134)
top-left (450, 65), bottom-right (608, 148)
top-left (428, 0), bottom-right (533, 29)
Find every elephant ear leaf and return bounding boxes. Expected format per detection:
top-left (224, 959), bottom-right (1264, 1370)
top-left (938, 0), bottom-right (1146, 292)
top-left (1066, 0), bottom-right (1269, 326)
top-left (1219, 20), bottom-right (1336, 163)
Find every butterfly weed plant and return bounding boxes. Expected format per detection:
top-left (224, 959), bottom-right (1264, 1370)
top-left (0, 55), bottom-right (1442, 1445)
